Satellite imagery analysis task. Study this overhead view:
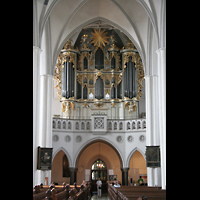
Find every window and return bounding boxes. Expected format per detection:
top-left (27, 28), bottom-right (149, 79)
top-left (91, 159), bottom-right (107, 181)
top-left (92, 159), bottom-right (107, 170)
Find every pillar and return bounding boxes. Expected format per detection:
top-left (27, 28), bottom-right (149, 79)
top-left (145, 74), bottom-right (161, 187)
top-left (33, 46), bottom-right (42, 186)
top-left (121, 168), bottom-right (129, 186)
top-left (69, 168), bottom-right (77, 185)
top-left (37, 74), bottom-right (53, 185)
top-left (156, 47), bottom-right (166, 189)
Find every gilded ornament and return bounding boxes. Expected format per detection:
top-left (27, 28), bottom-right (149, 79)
top-left (125, 39), bottom-right (136, 50)
top-left (124, 102), bottom-right (130, 109)
top-left (95, 70), bottom-right (104, 82)
top-left (94, 103), bottom-right (104, 108)
top-left (63, 39), bottom-right (73, 50)
top-left (83, 103), bottom-right (88, 108)
top-left (54, 30), bottom-right (145, 112)
top-left (111, 103), bottom-right (116, 107)
top-left (105, 89), bottom-right (110, 95)
top-left (77, 74), bottom-right (82, 85)
top-left (89, 89), bottom-right (94, 94)
top-left (91, 28), bottom-right (109, 48)
top-left (117, 73), bottom-right (122, 85)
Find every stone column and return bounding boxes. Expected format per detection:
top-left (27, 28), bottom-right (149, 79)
top-left (145, 75), bottom-right (161, 187)
top-left (33, 46), bottom-right (42, 186)
top-left (37, 74), bottom-right (53, 184)
top-left (156, 47), bottom-right (166, 189)
top-left (121, 168), bottom-right (129, 186)
top-left (69, 168), bottom-right (77, 185)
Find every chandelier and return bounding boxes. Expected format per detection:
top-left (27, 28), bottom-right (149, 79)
top-left (97, 163), bottom-right (105, 168)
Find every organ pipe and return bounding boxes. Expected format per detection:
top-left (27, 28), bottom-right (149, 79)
top-left (54, 31), bottom-right (144, 115)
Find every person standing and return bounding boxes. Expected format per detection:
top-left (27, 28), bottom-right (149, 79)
top-left (130, 177), bottom-right (133, 186)
top-left (137, 176), bottom-right (144, 185)
top-left (96, 177), bottom-right (102, 197)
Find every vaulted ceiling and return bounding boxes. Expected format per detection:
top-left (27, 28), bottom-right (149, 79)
top-left (34, 0), bottom-right (165, 74)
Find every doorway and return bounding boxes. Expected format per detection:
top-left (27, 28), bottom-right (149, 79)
top-left (91, 159), bottom-right (107, 193)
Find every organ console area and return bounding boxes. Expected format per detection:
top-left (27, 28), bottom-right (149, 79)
top-left (54, 28), bottom-right (144, 119)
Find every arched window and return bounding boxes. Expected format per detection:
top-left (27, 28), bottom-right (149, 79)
top-left (68, 121), bottom-right (71, 129)
top-left (75, 122), bottom-right (79, 130)
top-left (119, 122), bottom-right (123, 130)
top-left (57, 121), bottom-right (61, 129)
top-left (114, 122), bottom-right (117, 130)
top-left (91, 159), bottom-right (107, 181)
top-left (63, 155), bottom-right (70, 177)
top-left (86, 122), bottom-right (90, 130)
top-left (62, 121), bottom-right (66, 129)
top-left (132, 121), bottom-right (136, 129)
top-left (108, 122), bottom-right (112, 130)
top-left (127, 122), bottom-right (130, 130)
top-left (81, 122), bottom-right (85, 130)
top-left (92, 159), bottom-right (107, 170)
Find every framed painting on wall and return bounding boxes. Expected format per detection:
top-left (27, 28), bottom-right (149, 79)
top-left (37, 146), bottom-right (53, 170)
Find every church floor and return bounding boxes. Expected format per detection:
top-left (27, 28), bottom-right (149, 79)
top-left (91, 193), bottom-right (110, 200)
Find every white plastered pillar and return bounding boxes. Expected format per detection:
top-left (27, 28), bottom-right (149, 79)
top-left (33, 46), bottom-right (42, 186)
top-left (35, 17), bottom-right (54, 185)
top-left (156, 47), bottom-right (166, 189)
top-left (36, 73), bottom-right (53, 185)
top-left (145, 74), bottom-right (161, 187)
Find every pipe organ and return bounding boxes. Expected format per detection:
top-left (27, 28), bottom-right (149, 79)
top-left (54, 29), bottom-right (144, 118)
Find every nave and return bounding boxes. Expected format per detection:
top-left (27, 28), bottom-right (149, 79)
top-left (33, 182), bottom-right (166, 200)
top-left (91, 193), bottom-right (110, 200)
top-left (33, 0), bottom-right (166, 192)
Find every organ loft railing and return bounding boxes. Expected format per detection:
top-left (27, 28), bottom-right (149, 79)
top-left (54, 28), bottom-right (144, 118)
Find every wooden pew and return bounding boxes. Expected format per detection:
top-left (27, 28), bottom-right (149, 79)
top-left (33, 192), bottom-right (46, 200)
top-left (108, 184), bottom-right (166, 200)
top-left (54, 190), bottom-right (68, 200)
top-left (55, 186), bottom-right (90, 200)
top-left (33, 184), bottom-right (68, 200)
top-left (33, 183), bottom-right (89, 200)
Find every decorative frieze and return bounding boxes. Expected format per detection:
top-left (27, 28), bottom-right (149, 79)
top-left (52, 117), bottom-right (146, 132)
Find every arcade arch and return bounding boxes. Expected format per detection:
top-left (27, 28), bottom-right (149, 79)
top-left (51, 149), bottom-right (71, 184)
top-left (76, 140), bottom-right (123, 185)
top-left (128, 150), bottom-right (147, 184)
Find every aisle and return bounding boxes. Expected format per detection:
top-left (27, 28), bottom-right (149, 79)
top-left (91, 193), bottom-right (110, 200)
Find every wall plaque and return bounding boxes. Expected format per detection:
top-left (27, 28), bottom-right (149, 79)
top-left (145, 146), bottom-right (160, 168)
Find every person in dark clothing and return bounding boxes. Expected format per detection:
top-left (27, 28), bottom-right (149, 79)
top-left (130, 178), bottom-right (133, 186)
top-left (137, 196), bottom-right (147, 200)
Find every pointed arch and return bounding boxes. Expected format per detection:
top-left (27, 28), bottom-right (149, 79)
top-left (126, 147), bottom-right (146, 168)
top-left (52, 147), bottom-right (72, 167)
top-left (53, 16), bottom-right (145, 74)
top-left (73, 137), bottom-right (125, 169)
top-left (86, 154), bottom-right (112, 170)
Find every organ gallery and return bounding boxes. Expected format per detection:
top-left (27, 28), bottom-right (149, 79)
top-left (54, 28), bottom-right (144, 119)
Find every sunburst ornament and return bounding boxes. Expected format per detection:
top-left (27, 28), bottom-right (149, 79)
top-left (91, 28), bottom-right (109, 48)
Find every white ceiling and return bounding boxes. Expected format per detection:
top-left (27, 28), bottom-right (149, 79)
top-left (35, 0), bottom-right (165, 73)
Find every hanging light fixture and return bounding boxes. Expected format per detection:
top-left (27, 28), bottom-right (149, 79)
top-left (97, 143), bottom-right (104, 168)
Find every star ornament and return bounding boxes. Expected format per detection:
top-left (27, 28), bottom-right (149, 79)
top-left (91, 28), bottom-right (109, 47)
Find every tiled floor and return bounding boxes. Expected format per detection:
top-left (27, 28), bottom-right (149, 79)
top-left (91, 193), bottom-right (110, 200)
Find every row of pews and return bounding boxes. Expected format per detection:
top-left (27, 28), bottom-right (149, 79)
top-left (108, 184), bottom-right (166, 200)
top-left (33, 183), bottom-right (90, 200)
